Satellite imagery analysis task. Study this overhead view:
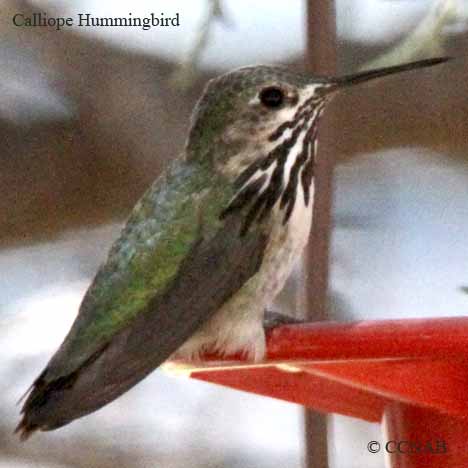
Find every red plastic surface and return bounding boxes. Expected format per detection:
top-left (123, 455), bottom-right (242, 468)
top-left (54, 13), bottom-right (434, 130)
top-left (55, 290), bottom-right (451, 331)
top-left (185, 317), bottom-right (468, 467)
top-left (385, 403), bottom-right (468, 468)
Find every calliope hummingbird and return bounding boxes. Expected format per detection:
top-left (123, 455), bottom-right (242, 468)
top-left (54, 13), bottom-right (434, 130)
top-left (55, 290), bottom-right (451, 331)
top-left (17, 57), bottom-right (448, 438)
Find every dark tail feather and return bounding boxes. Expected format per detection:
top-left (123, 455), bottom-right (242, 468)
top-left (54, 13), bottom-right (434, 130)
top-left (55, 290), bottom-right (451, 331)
top-left (15, 372), bottom-right (50, 441)
top-left (15, 323), bottom-right (181, 441)
top-left (15, 418), bottom-right (39, 441)
top-left (17, 342), bottom-right (107, 440)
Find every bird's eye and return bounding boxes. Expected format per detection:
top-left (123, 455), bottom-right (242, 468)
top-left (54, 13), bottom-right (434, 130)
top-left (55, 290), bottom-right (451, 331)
top-left (259, 86), bottom-right (284, 108)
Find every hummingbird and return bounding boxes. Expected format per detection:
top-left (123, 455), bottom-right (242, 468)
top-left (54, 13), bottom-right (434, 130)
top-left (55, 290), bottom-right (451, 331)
top-left (17, 57), bottom-right (448, 438)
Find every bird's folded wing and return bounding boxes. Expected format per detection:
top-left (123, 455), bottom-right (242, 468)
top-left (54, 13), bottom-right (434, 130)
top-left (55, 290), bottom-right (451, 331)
top-left (18, 159), bottom-right (268, 433)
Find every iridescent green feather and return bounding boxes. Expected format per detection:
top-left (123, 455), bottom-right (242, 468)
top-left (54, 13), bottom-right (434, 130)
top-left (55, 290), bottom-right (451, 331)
top-left (47, 158), bottom-right (232, 378)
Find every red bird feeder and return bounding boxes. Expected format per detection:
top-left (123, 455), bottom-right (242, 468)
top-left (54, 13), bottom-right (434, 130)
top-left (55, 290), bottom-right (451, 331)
top-left (185, 317), bottom-right (468, 467)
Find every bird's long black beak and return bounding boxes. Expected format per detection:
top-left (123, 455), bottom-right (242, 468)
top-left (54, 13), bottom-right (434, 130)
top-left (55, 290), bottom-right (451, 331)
top-left (324, 57), bottom-right (450, 93)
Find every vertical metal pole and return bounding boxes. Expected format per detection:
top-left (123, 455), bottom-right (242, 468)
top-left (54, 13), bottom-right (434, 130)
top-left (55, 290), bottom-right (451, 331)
top-left (303, 1), bottom-right (337, 467)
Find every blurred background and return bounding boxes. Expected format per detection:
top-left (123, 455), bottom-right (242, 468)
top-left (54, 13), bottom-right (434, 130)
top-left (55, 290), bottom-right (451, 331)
top-left (1, 0), bottom-right (468, 467)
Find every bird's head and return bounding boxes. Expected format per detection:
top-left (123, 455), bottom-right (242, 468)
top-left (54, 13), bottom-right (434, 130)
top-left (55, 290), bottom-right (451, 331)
top-left (186, 58), bottom-right (448, 229)
top-left (186, 58), bottom-right (448, 180)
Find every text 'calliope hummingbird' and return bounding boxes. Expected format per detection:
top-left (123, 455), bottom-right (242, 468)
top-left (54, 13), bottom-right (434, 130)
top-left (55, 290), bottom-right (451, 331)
top-left (17, 57), bottom-right (448, 438)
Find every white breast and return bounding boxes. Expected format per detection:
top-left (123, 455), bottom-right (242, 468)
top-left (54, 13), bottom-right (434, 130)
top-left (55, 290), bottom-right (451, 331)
top-left (174, 178), bottom-right (314, 363)
top-left (260, 178), bottom-right (314, 301)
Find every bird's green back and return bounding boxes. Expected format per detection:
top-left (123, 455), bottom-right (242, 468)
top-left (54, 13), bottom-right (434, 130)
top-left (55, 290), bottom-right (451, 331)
top-left (46, 158), bottom-right (232, 379)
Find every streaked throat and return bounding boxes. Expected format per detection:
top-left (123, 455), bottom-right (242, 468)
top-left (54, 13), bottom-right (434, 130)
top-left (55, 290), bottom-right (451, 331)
top-left (221, 98), bottom-right (325, 235)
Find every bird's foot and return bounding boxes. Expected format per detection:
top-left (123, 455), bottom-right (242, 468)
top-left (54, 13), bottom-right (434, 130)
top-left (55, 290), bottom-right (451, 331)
top-left (263, 310), bottom-right (305, 331)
